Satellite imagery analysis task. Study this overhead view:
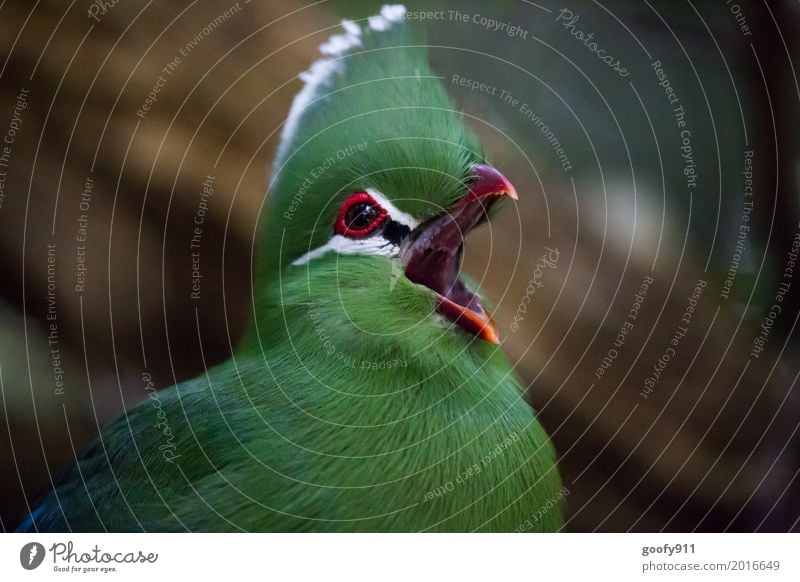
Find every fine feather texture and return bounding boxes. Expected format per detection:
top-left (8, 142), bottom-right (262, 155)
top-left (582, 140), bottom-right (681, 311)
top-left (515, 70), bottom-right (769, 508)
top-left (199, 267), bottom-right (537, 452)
top-left (21, 5), bottom-right (564, 532)
top-left (23, 254), bottom-right (563, 532)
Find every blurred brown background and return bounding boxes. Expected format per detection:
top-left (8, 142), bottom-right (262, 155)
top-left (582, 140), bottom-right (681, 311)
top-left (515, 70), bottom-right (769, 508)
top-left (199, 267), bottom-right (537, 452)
top-left (1, 0), bottom-right (798, 531)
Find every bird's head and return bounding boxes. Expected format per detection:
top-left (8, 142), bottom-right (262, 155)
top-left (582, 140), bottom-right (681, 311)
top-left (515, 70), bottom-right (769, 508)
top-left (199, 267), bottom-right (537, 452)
top-left (255, 5), bottom-right (518, 358)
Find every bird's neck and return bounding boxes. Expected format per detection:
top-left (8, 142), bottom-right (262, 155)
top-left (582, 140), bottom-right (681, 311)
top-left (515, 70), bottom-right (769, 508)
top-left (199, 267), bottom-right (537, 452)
top-left (236, 261), bottom-right (514, 399)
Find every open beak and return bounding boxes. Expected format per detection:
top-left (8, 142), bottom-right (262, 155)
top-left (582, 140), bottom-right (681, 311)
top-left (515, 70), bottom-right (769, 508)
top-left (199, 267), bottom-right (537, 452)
top-left (401, 164), bottom-right (518, 344)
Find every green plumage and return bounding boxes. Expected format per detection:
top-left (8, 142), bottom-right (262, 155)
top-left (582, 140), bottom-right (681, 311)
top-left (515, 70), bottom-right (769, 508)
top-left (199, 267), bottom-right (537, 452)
top-left (21, 6), bottom-right (563, 532)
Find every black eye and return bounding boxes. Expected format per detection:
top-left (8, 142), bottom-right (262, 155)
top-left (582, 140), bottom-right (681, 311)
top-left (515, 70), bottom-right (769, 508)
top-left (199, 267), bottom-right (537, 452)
top-left (335, 192), bottom-right (388, 237)
top-left (345, 203), bottom-right (380, 230)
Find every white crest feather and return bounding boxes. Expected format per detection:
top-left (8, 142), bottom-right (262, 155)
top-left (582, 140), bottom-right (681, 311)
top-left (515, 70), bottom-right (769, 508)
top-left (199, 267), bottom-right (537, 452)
top-left (274, 5), bottom-right (407, 169)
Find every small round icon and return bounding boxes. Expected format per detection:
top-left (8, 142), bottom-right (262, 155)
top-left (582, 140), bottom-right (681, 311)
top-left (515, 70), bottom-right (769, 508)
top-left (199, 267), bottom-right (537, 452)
top-left (20, 542), bottom-right (46, 570)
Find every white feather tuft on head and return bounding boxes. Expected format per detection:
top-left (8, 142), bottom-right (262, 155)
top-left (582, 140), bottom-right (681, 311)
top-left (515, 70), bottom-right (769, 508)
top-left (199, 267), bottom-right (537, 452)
top-left (341, 19), bottom-right (362, 37)
top-left (274, 5), bottom-right (407, 171)
top-left (380, 4), bottom-right (407, 23)
top-left (368, 5), bottom-right (407, 32)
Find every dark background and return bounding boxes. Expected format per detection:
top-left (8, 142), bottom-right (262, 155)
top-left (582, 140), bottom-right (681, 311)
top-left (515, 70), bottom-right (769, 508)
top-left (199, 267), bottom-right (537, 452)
top-left (1, 0), bottom-right (798, 531)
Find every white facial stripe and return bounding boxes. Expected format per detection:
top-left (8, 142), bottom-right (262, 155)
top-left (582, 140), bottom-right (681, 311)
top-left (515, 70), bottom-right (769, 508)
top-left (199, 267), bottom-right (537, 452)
top-left (364, 188), bottom-right (418, 229)
top-left (292, 235), bottom-right (396, 266)
top-left (291, 188), bottom-right (418, 266)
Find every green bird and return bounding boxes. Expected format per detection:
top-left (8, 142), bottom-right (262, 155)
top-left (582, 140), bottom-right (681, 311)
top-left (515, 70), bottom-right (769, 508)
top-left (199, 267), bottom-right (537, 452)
top-left (19, 5), bottom-right (563, 532)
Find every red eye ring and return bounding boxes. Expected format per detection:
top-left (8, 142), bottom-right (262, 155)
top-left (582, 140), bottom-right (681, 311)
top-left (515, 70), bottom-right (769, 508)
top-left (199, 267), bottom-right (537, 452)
top-left (334, 191), bottom-right (388, 238)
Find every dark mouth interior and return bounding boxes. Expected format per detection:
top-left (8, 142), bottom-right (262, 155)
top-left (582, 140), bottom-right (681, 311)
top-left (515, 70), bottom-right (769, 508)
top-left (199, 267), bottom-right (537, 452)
top-left (402, 197), bottom-right (494, 315)
top-left (405, 243), bottom-right (483, 313)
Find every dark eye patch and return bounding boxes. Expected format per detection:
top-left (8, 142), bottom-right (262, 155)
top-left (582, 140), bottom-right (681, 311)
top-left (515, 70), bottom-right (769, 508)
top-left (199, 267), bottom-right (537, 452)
top-left (382, 220), bottom-right (410, 246)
